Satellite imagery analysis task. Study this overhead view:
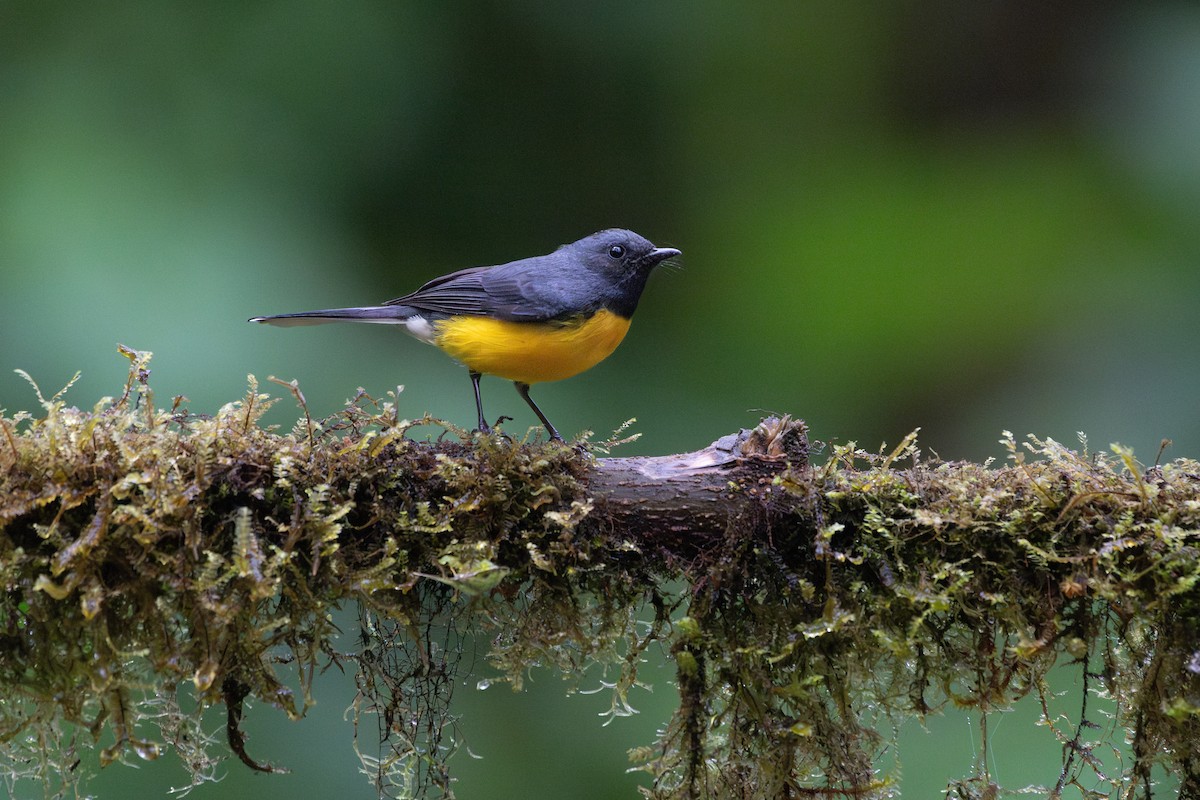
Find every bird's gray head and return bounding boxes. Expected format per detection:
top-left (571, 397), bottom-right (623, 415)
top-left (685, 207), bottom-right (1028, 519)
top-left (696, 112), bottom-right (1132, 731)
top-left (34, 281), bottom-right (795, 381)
top-left (561, 229), bottom-right (681, 318)
top-left (570, 229), bottom-right (678, 271)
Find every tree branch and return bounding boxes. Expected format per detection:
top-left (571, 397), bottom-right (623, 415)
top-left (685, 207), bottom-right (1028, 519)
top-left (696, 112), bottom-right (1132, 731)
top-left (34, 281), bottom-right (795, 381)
top-left (2, 350), bottom-right (1198, 799)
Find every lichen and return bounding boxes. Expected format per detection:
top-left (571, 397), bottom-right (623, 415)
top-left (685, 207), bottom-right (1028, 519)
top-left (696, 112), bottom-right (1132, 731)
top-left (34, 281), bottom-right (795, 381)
top-left (1, 349), bottom-right (1198, 799)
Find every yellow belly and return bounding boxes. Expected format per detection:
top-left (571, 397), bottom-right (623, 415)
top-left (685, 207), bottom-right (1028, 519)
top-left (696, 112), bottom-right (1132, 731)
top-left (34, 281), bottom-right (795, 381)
top-left (433, 309), bottom-right (632, 384)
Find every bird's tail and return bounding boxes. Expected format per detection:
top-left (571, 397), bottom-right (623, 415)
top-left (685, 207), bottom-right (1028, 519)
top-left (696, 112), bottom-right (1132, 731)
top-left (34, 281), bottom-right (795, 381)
top-left (249, 306), bottom-right (416, 327)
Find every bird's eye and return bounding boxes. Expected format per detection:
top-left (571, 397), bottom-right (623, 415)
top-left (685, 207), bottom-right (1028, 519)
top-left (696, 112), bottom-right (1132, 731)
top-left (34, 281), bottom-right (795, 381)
top-left (608, 245), bottom-right (626, 259)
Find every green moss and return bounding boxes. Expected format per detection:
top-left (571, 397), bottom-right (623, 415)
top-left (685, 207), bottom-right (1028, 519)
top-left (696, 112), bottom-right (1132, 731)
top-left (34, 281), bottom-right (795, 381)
top-left (1, 350), bottom-right (1198, 798)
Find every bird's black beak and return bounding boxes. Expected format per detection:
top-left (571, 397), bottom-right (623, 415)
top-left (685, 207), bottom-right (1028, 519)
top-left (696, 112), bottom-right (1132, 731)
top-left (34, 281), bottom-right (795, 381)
top-left (646, 247), bottom-right (681, 266)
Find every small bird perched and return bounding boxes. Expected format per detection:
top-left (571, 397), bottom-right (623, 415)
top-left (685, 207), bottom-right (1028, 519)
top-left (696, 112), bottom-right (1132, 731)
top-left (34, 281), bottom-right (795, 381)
top-left (250, 229), bottom-right (680, 441)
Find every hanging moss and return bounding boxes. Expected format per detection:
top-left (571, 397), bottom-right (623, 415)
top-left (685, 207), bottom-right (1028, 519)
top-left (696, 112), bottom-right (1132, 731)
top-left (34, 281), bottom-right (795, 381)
top-left (1, 347), bottom-right (1197, 799)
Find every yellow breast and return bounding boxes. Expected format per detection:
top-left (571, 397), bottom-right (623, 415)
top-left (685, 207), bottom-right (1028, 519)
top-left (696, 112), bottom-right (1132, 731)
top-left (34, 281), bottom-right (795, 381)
top-left (432, 309), bottom-right (632, 384)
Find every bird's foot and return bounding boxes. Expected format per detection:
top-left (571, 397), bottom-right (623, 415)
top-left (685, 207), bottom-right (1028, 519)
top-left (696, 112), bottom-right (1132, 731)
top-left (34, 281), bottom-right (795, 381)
top-left (473, 416), bottom-right (514, 441)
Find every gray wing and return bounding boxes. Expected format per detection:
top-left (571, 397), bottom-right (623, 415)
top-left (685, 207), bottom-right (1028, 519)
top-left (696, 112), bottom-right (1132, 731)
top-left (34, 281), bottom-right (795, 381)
top-left (382, 254), bottom-right (588, 322)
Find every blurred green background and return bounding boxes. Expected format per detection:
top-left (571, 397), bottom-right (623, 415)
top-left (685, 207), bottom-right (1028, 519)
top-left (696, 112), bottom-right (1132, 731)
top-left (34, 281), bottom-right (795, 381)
top-left (2, 2), bottom-right (1198, 798)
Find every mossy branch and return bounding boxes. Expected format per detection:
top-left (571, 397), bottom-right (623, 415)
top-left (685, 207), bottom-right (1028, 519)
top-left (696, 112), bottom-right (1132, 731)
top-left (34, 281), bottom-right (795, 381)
top-left (2, 348), bottom-right (1199, 799)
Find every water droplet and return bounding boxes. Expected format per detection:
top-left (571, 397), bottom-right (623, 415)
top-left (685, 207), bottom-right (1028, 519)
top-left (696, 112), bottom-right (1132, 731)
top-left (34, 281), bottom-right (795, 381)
top-left (193, 660), bottom-right (218, 692)
top-left (132, 739), bottom-right (161, 761)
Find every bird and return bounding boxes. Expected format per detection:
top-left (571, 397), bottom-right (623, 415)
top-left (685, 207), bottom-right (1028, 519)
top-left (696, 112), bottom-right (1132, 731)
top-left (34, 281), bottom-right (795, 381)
top-left (249, 229), bottom-right (680, 441)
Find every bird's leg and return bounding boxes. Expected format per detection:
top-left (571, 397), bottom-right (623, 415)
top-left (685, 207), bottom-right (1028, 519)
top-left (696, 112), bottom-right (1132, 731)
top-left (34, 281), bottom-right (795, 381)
top-left (470, 371), bottom-right (490, 433)
top-left (514, 382), bottom-right (563, 441)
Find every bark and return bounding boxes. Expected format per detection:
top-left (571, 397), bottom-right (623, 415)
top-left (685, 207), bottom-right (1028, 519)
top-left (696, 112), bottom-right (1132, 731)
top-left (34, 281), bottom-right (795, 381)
top-left (588, 417), bottom-right (807, 538)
